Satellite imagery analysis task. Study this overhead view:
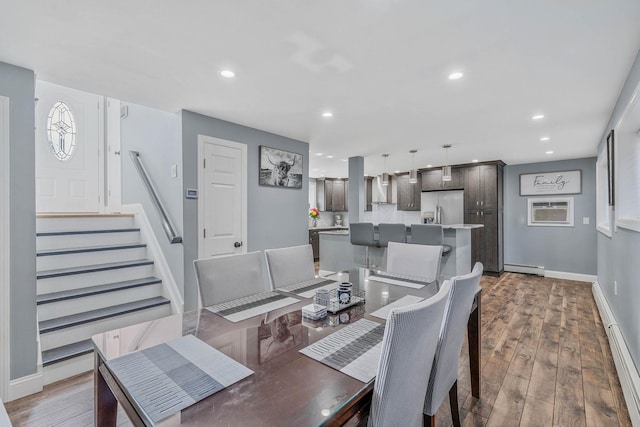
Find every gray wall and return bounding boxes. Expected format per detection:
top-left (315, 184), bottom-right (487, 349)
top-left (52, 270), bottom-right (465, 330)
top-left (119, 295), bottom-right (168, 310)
top-left (0, 62), bottom-right (37, 379)
top-left (181, 111), bottom-right (309, 310)
top-left (597, 48), bottom-right (640, 370)
top-left (504, 157), bottom-right (597, 275)
top-left (121, 103), bottom-right (184, 294)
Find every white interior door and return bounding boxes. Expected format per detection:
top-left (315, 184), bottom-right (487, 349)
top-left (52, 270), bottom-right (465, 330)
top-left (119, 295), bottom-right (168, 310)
top-left (198, 135), bottom-right (247, 258)
top-left (35, 81), bottom-right (101, 213)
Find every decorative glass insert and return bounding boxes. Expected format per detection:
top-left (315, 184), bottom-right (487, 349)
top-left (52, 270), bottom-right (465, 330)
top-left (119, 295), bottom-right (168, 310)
top-left (46, 101), bottom-right (77, 161)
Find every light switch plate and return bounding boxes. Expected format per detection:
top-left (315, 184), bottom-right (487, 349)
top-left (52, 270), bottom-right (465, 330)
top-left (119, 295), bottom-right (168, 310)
top-left (171, 164), bottom-right (178, 178)
top-left (583, 217), bottom-right (590, 225)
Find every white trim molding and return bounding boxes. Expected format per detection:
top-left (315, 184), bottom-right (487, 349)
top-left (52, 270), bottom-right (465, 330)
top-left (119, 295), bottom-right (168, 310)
top-left (120, 203), bottom-right (184, 313)
top-left (0, 96), bottom-right (10, 401)
top-left (592, 281), bottom-right (640, 426)
top-left (544, 270), bottom-right (597, 283)
top-left (616, 218), bottom-right (640, 233)
top-left (8, 372), bottom-right (43, 402)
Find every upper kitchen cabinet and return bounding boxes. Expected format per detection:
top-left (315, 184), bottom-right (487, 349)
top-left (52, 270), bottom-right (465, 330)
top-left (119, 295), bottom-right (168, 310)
top-left (463, 162), bottom-right (504, 209)
top-left (397, 173), bottom-right (421, 211)
top-left (421, 168), bottom-right (463, 191)
top-left (365, 177), bottom-right (373, 211)
top-left (316, 178), bottom-right (348, 212)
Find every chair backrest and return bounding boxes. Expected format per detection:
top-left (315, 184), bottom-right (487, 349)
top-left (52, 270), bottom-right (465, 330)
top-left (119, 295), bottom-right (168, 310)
top-left (265, 244), bottom-right (316, 290)
top-left (350, 222), bottom-right (375, 246)
top-left (386, 241), bottom-right (442, 282)
top-left (423, 262), bottom-right (483, 416)
top-left (378, 223), bottom-right (407, 247)
top-left (368, 279), bottom-right (452, 427)
top-left (193, 251), bottom-right (267, 307)
top-left (410, 224), bottom-right (444, 245)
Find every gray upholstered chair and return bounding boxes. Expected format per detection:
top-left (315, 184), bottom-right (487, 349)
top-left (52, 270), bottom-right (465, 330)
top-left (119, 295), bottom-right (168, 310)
top-left (410, 224), bottom-right (452, 256)
top-left (193, 251), bottom-right (268, 307)
top-left (386, 241), bottom-right (443, 283)
top-left (264, 244), bottom-right (316, 290)
top-left (367, 278), bottom-right (452, 427)
top-left (423, 262), bottom-right (484, 427)
top-left (377, 223), bottom-right (407, 247)
top-left (350, 222), bottom-right (377, 267)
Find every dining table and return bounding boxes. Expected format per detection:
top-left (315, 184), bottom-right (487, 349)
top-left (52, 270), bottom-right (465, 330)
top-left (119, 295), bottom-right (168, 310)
top-left (93, 268), bottom-right (481, 427)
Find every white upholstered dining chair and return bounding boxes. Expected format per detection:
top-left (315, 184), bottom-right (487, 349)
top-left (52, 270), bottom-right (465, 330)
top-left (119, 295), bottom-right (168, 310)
top-left (264, 244), bottom-right (316, 289)
top-left (367, 278), bottom-right (452, 427)
top-left (386, 241), bottom-right (443, 282)
top-left (423, 262), bottom-right (484, 427)
top-left (193, 251), bottom-right (268, 307)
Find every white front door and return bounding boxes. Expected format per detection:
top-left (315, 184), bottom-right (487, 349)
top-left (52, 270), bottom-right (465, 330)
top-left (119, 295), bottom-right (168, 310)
top-left (35, 81), bottom-right (101, 213)
top-left (198, 135), bottom-right (247, 258)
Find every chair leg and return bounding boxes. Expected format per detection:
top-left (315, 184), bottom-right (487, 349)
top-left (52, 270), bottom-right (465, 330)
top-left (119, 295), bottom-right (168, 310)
top-left (422, 413), bottom-right (436, 427)
top-left (449, 381), bottom-right (461, 427)
top-left (365, 246), bottom-right (370, 268)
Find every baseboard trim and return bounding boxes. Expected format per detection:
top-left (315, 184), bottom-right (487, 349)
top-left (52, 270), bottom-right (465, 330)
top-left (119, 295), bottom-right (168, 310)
top-left (592, 281), bottom-right (640, 426)
top-left (544, 270), bottom-right (597, 283)
top-left (8, 372), bottom-right (43, 401)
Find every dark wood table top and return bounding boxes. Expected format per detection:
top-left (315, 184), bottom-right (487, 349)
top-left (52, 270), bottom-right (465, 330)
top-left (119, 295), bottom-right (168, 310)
top-left (93, 268), bottom-right (442, 426)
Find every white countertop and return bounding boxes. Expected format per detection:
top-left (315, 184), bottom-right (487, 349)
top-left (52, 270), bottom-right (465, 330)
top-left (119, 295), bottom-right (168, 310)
top-left (318, 224), bottom-right (483, 235)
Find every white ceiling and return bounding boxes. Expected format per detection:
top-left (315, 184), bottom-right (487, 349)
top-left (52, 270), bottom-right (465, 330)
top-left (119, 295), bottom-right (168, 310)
top-left (1, 1), bottom-right (640, 178)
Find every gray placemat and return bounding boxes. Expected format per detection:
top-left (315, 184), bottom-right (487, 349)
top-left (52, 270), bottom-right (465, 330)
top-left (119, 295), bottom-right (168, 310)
top-left (299, 319), bottom-right (385, 382)
top-left (106, 335), bottom-right (253, 423)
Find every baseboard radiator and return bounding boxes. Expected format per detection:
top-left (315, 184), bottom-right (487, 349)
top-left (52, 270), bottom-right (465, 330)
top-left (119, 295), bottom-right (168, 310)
top-left (592, 282), bottom-right (640, 426)
top-left (504, 263), bottom-right (545, 276)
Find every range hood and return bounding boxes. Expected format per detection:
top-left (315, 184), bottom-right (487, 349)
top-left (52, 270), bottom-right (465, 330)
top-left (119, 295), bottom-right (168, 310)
top-left (372, 176), bottom-right (394, 204)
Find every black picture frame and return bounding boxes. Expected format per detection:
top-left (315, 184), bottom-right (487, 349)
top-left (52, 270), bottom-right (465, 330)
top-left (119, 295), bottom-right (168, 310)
top-left (607, 130), bottom-right (615, 206)
top-left (259, 146), bottom-right (303, 189)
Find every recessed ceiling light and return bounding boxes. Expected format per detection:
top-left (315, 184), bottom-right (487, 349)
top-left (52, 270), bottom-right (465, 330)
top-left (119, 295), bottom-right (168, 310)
top-left (472, 159), bottom-right (479, 163)
top-left (426, 164), bottom-right (433, 168)
top-left (322, 111), bottom-right (333, 118)
top-left (546, 150), bottom-right (554, 154)
top-left (326, 155), bottom-right (334, 159)
top-left (220, 70), bottom-right (235, 78)
top-left (315, 153), bottom-right (324, 156)
top-left (540, 137), bottom-right (550, 141)
top-left (531, 114), bottom-right (545, 120)
top-left (341, 158), bottom-right (348, 162)
top-left (448, 72), bottom-right (464, 80)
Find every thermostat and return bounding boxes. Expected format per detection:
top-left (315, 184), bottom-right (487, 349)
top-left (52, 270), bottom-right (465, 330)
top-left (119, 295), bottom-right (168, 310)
top-left (185, 188), bottom-right (198, 199)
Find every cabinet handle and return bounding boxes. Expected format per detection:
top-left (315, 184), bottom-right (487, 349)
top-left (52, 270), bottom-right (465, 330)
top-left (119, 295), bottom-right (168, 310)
top-left (476, 201), bottom-right (479, 206)
top-left (481, 211), bottom-right (484, 216)
top-left (481, 200), bottom-right (484, 206)
top-left (476, 211), bottom-right (479, 216)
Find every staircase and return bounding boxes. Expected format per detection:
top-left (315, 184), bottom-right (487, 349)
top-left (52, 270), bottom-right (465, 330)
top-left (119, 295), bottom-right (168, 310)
top-left (36, 213), bottom-right (173, 385)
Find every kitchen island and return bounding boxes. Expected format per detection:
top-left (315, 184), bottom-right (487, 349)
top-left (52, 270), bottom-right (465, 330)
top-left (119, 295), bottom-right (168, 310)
top-left (319, 224), bottom-right (483, 279)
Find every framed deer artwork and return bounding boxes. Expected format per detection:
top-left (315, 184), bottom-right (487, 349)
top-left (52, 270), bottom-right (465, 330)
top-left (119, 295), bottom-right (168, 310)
top-left (259, 146), bottom-right (303, 188)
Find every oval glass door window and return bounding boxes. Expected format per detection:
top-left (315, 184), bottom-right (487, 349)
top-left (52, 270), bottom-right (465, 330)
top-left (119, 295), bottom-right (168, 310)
top-left (46, 101), bottom-right (77, 161)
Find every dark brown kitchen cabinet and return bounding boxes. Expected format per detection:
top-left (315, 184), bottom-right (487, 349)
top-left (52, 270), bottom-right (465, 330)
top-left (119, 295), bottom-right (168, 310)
top-left (421, 168), bottom-right (463, 191)
top-left (397, 173), bottom-right (421, 211)
top-left (365, 177), bottom-right (373, 211)
top-left (316, 178), bottom-right (348, 212)
top-left (309, 230), bottom-right (320, 261)
top-left (464, 164), bottom-right (503, 209)
top-left (464, 209), bottom-right (503, 274)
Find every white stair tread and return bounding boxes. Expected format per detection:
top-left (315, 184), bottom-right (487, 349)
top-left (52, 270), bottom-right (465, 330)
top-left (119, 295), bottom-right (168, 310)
top-left (37, 259), bottom-right (154, 279)
top-left (37, 277), bottom-right (162, 304)
top-left (37, 243), bottom-right (146, 257)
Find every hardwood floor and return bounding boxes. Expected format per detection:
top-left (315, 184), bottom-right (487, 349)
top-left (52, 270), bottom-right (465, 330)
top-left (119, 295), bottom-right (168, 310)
top-left (5, 273), bottom-right (632, 426)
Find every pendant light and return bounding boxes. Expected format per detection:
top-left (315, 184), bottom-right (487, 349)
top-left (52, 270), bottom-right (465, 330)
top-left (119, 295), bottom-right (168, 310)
top-left (442, 144), bottom-right (452, 181)
top-left (409, 149), bottom-right (418, 183)
top-left (381, 154), bottom-right (390, 186)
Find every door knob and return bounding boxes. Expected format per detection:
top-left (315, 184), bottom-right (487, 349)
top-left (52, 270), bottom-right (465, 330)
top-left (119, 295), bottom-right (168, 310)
top-left (234, 241), bottom-right (243, 248)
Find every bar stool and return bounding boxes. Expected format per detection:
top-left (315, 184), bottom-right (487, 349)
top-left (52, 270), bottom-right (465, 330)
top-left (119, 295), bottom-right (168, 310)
top-left (410, 224), bottom-right (452, 256)
top-left (378, 223), bottom-right (408, 247)
top-left (349, 223), bottom-right (378, 268)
